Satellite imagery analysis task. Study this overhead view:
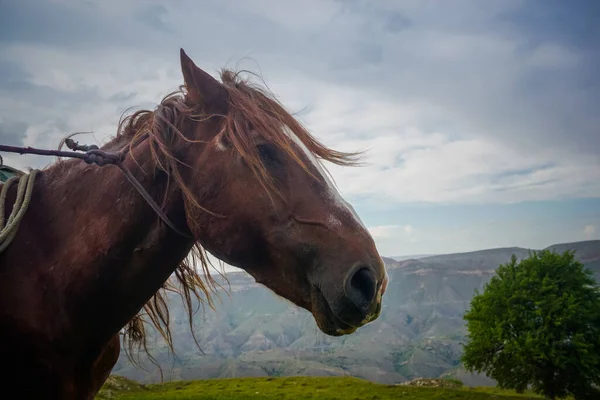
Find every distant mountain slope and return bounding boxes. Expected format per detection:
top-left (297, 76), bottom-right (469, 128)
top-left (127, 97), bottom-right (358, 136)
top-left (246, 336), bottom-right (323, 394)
top-left (390, 254), bottom-right (437, 261)
top-left (112, 240), bottom-right (600, 386)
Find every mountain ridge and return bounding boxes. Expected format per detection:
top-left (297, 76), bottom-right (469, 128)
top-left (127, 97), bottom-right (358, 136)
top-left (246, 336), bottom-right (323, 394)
top-left (111, 240), bottom-right (600, 387)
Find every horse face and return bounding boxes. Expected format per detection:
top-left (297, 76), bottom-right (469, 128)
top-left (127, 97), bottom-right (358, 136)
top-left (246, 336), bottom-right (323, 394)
top-left (178, 49), bottom-right (388, 336)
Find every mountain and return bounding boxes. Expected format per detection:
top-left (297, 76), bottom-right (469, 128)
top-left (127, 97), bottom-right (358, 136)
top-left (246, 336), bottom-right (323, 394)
top-left (111, 240), bottom-right (600, 387)
top-left (390, 254), bottom-right (437, 261)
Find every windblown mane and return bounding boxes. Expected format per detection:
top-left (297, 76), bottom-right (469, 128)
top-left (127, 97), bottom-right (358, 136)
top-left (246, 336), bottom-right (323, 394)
top-left (112, 68), bottom-right (362, 365)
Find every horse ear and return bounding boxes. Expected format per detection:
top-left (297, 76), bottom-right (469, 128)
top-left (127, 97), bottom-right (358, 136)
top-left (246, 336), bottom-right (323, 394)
top-left (180, 48), bottom-right (226, 108)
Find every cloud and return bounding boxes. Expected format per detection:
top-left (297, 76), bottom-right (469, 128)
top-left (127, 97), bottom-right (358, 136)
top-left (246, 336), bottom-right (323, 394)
top-left (369, 225), bottom-right (402, 238)
top-left (584, 224), bottom-right (597, 239)
top-left (368, 224), bottom-right (419, 255)
top-left (0, 0), bottom-right (598, 210)
top-left (0, 120), bottom-right (28, 146)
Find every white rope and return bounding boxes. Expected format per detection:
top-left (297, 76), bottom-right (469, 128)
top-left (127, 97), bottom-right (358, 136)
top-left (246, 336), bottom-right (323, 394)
top-left (0, 169), bottom-right (39, 253)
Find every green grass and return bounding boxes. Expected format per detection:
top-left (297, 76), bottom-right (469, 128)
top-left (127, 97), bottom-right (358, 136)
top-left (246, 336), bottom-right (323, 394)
top-left (97, 375), bottom-right (544, 400)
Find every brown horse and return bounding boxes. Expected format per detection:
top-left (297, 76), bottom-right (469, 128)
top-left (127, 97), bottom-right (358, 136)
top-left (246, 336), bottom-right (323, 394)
top-left (0, 49), bottom-right (388, 399)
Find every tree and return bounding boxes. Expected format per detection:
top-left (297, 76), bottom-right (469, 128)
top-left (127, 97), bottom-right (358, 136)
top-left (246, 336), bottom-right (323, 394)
top-left (461, 249), bottom-right (600, 399)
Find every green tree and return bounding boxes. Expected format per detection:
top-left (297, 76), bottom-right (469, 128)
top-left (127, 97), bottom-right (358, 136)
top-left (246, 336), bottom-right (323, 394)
top-left (461, 249), bottom-right (600, 399)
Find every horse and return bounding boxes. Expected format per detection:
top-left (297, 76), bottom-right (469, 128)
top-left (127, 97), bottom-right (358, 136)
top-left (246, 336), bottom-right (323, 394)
top-left (0, 48), bottom-right (388, 399)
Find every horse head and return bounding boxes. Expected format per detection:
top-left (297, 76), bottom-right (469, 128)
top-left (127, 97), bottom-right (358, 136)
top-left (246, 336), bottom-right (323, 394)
top-left (143, 49), bottom-right (389, 336)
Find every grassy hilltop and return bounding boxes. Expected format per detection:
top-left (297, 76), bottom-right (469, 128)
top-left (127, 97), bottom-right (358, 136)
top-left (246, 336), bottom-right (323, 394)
top-left (97, 375), bottom-right (544, 400)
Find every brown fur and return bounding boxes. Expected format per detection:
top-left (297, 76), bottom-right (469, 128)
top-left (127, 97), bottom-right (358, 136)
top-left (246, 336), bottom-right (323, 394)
top-left (0, 49), bottom-right (387, 399)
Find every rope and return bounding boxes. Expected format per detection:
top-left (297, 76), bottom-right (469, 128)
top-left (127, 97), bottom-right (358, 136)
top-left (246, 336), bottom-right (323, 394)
top-left (0, 140), bottom-right (192, 238)
top-left (0, 169), bottom-right (39, 253)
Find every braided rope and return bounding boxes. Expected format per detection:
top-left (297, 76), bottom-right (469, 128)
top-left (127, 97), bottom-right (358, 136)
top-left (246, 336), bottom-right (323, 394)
top-left (0, 169), bottom-right (39, 253)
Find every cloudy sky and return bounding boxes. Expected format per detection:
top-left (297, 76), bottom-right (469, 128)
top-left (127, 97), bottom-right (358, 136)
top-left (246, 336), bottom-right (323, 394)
top-left (1, 0), bottom-right (599, 261)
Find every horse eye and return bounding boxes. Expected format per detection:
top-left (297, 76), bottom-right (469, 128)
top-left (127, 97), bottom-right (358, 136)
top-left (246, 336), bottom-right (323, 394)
top-left (257, 143), bottom-right (279, 166)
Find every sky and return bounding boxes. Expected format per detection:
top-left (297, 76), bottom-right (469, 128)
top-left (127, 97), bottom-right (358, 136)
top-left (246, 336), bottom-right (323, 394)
top-left (0, 0), bottom-right (599, 264)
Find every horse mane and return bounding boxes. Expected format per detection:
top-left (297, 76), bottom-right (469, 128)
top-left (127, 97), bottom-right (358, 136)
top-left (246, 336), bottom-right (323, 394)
top-left (110, 68), bottom-right (362, 366)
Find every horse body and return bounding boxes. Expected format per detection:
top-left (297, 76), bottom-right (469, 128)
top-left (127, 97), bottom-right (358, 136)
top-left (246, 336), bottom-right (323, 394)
top-left (0, 49), bottom-right (388, 399)
top-left (0, 139), bottom-right (195, 398)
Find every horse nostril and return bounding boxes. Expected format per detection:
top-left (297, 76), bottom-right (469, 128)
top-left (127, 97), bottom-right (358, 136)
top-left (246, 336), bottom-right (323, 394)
top-left (345, 266), bottom-right (377, 312)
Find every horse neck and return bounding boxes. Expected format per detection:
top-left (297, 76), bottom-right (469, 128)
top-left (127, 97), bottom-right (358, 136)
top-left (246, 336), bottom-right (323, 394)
top-left (10, 139), bottom-right (195, 352)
